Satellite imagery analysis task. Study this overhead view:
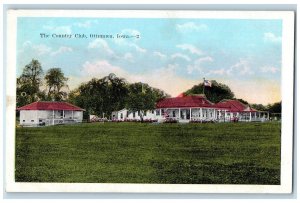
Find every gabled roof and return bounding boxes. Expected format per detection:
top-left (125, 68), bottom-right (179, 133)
top-left (156, 95), bottom-right (214, 108)
top-left (17, 101), bottom-right (85, 111)
top-left (214, 99), bottom-right (257, 112)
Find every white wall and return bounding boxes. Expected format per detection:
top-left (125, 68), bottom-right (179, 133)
top-left (19, 110), bottom-right (83, 126)
top-left (114, 109), bottom-right (156, 120)
top-left (20, 110), bottom-right (39, 125)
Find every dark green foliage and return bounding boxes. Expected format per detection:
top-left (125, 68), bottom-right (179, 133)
top-left (68, 73), bottom-right (129, 119)
top-left (69, 74), bottom-right (169, 119)
top-left (125, 83), bottom-right (169, 120)
top-left (236, 98), bottom-right (249, 105)
top-left (251, 103), bottom-right (267, 111)
top-left (44, 68), bottom-right (68, 101)
top-left (17, 59), bottom-right (44, 106)
top-left (267, 101), bottom-right (281, 113)
top-left (16, 122), bottom-right (280, 184)
top-left (250, 102), bottom-right (281, 113)
top-left (185, 80), bottom-right (234, 103)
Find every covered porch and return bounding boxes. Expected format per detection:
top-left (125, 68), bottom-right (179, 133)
top-left (156, 108), bottom-right (228, 122)
top-left (236, 111), bottom-right (269, 122)
top-left (44, 110), bottom-right (82, 126)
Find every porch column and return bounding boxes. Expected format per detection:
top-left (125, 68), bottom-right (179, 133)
top-left (200, 108), bottom-right (203, 120)
top-left (249, 112), bottom-right (252, 122)
top-left (267, 112), bottom-right (269, 121)
top-left (52, 110), bottom-right (54, 125)
top-left (160, 109), bottom-right (162, 116)
top-left (178, 108), bottom-right (180, 120)
top-left (190, 108), bottom-right (192, 120)
top-left (254, 112), bottom-right (257, 121)
top-left (72, 110), bottom-right (74, 119)
top-left (63, 110), bottom-right (65, 118)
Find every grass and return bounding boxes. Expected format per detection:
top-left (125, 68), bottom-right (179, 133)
top-left (15, 122), bottom-right (281, 184)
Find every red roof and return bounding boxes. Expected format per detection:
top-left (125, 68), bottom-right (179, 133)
top-left (156, 95), bottom-right (214, 108)
top-left (214, 100), bottom-right (257, 112)
top-left (17, 101), bottom-right (85, 111)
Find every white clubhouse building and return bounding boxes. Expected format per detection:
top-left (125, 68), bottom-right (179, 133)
top-left (112, 94), bottom-right (269, 123)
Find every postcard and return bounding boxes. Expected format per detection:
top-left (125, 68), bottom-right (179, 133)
top-left (5, 10), bottom-right (295, 193)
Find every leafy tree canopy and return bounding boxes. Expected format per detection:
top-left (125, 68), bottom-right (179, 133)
top-left (17, 59), bottom-right (44, 106)
top-left (185, 80), bottom-right (234, 103)
top-left (125, 82), bottom-right (169, 121)
top-left (44, 67), bottom-right (68, 101)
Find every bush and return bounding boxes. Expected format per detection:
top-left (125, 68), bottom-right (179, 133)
top-left (164, 118), bottom-right (178, 123)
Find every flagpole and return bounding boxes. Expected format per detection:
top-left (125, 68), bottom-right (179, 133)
top-left (203, 77), bottom-right (205, 95)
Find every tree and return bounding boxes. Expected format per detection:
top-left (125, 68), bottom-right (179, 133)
top-left (125, 82), bottom-right (169, 121)
top-left (251, 103), bottom-right (267, 111)
top-left (16, 59), bottom-right (43, 106)
top-left (236, 98), bottom-right (249, 105)
top-left (44, 68), bottom-right (68, 101)
top-left (68, 74), bottom-right (128, 119)
top-left (267, 101), bottom-right (281, 113)
top-left (185, 80), bottom-right (234, 103)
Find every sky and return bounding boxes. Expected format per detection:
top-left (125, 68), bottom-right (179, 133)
top-left (17, 17), bottom-right (282, 105)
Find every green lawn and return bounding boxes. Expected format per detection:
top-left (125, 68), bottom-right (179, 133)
top-left (15, 122), bottom-right (281, 184)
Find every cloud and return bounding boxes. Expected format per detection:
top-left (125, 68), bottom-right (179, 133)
top-left (81, 60), bottom-right (127, 77)
top-left (88, 39), bottom-right (114, 55)
top-left (50, 46), bottom-right (73, 56)
top-left (176, 22), bottom-right (208, 33)
top-left (264, 32), bottom-right (282, 43)
top-left (171, 53), bottom-right (191, 61)
top-left (123, 52), bottom-right (134, 62)
top-left (260, 66), bottom-right (280, 74)
top-left (226, 59), bottom-right (254, 76)
top-left (129, 44), bottom-right (146, 53)
top-left (187, 56), bottom-right (213, 74)
top-left (176, 44), bottom-right (203, 56)
top-left (21, 41), bottom-right (51, 56)
top-left (73, 20), bottom-right (98, 28)
top-left (153, 51), bottom-right (167, 59)
top-left (207, 68), bottom-right (226, 75)
top-left (43, 25), bottom-right (72, 34)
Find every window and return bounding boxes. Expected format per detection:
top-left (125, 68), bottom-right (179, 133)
top-left (161, 109), bottom-right (165, 114)
top-left (39, 119), bottom-right (42, 123)
top-left (31, 120), bottom-right (34, 122)
top-left (126, 111), bottom-right (129, 117)
top-left (133, 112), bottom-right (135, 118)
top-left (156, 110), bottom-right (160, 116)
top-left (120, 113), bottom-right (123, 119)
top-left (145, 111), bottom-right (147, 116)
top-left (152, 110), bottom-right (154, 114)
top-left (23, 120), bottom-right (25, 122)
top-left (60, 110), bottom-right (63, 117)
top-left (173, 111), bottom-right (176, 117)
top-left (138, 111), bottom-right (140, 116)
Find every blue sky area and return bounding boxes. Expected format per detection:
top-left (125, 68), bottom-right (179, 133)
top-left (17, 17), bottom-right (282, 104)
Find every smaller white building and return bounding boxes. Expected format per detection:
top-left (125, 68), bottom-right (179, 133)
top-left (111, 109), bottom-right (156, 121)
top-left (17, 101), bottom-right (85, 127)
